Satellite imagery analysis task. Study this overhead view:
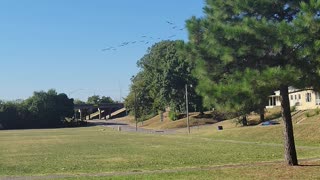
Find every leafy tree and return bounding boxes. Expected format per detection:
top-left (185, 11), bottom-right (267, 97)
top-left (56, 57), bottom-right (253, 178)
top-left (187, 0), bottom-right (320, 165)
top-left (137, 40), bottom-right (184, 112)
top-left (0, 101), bottom-right (28, 129)
top-left (0, 89), bottom-right (74, 129)
top-left (87, 95), bottom-right (100, 104)
top-left (74, 99), bottom-right (86, 105)
top-left (86, 95), bottom-right (114, 104)
top-left (125, 40), bottom-right (203, 120)
top-left (100, 96), bottom-right (114, 104)
top-left (125, 73), bottom-right (155, 120)
top-left (24, 89), bottom-right (74, 128)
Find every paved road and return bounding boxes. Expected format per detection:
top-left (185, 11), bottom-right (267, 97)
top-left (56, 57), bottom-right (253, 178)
top-left (87, 119), bottom-right (177, 134)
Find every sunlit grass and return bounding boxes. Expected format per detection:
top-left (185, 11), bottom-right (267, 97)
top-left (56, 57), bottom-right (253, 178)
top-left (192, 111), bottom-right (320, 147)
top-left (61, 160), bottom-right (320, 180)
top-left (0, 110), bottom-right (320, 179)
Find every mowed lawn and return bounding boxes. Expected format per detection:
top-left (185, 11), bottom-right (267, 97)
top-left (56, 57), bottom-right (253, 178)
top-left (0, 121), bottom-right (320, 179)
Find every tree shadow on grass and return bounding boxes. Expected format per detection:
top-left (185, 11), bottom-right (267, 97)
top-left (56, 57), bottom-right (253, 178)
top-left (298, 164), bottom-right (320, 167)
top-left (87, 121), bottom-right (128, 127)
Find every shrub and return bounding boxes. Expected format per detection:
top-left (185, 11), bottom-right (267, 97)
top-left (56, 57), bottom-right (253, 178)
top-left (305, 112), bottom-right (311, 117)
top-left (169, 111), bottom-right (179, 121)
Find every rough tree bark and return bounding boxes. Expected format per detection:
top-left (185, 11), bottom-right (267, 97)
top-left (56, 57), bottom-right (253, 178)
top-left (242, 115), bottom-right (248, 126)
top-left (259, 105), bottom-right (265, 122)
top-left (280, 85), bottom-right (298, 166)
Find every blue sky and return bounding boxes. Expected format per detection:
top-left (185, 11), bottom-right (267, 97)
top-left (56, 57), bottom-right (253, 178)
top-left (0, 0), bottom-right (204, 101)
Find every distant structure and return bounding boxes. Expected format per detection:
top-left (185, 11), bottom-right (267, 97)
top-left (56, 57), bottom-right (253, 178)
top-left (74, 103), bottom-right (126, 120)
top-left (267, 87), bottom-right (320, 110)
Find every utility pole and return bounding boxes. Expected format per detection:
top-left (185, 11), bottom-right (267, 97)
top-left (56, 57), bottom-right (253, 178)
top-left (134, 90), bottom-right (138, 132)
top-left (185, 84), bottom-right (190, 134)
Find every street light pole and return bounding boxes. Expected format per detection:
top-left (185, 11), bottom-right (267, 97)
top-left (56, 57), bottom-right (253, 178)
top-left (134, 90), bottom-right (138, 132)
top-left (185, 84), bottom-right (190, 134)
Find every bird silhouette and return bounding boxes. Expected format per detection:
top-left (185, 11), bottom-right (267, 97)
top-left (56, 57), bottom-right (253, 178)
top-left (102, 47), bottom-right (113, 51)
top-left (166, 21), bottom-right (174, 25)
top-left (102, 20), bottom-right (185, 52)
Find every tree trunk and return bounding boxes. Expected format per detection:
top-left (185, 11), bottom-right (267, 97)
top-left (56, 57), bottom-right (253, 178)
top-left (280, 85), bottom-right (298, 166)
top-left (259, 106), bottom-right (265, 122)
top-left (242, 115), bottom-right (248, 126)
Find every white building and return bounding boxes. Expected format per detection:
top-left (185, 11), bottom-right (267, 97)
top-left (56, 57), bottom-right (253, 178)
top-left (266, 87), bottom-right (320, 110)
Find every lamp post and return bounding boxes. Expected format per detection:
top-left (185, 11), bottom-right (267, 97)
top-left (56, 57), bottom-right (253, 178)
top-left (134, 90), bottom-right (138, 132)
top-left (185, 84), bottom-right (191, 134)
top-left (131, 75), bottom-right (138, 132)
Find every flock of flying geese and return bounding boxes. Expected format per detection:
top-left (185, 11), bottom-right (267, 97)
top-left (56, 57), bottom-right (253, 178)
top-left (101, 21), bottom-right (185, 52)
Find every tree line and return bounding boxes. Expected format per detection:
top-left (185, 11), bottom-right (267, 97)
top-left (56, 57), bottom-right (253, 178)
top-left (74, 95), bottom-right (115, 105)
top-left (0, 89), bottom-right (74, 129)
top-left (125, 0), bottom-right (320, 166)
top-left (0, 90), bottom-right (116, 129)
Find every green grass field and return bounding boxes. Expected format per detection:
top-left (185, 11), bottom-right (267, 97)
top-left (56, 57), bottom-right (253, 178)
top-left (0, 112), bottom-right (320, 179)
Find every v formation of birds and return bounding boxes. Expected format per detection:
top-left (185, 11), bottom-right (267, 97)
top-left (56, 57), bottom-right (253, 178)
top-left (102, 21), bottom-right (186, 52)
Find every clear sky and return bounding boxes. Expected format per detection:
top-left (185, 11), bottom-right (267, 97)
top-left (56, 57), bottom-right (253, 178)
top-left (0, 0), bottom-right (204, 102)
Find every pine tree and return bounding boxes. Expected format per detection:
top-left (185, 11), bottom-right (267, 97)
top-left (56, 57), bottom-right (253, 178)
top-left (187, 0), bottom-right (320, 165)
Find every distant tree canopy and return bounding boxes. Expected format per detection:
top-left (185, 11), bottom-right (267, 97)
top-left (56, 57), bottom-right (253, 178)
top-left (74, 99), bottom-right (86, 105)
top-left (125, 40), bottom-right (203, 120)
top-left (0, 89), bottom-right (74, 129)
top-left (86, 95), bottom-right (114, 104)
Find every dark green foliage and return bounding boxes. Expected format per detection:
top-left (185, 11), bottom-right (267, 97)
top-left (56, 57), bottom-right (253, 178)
top-left (87, 95), bottom-right (114, 104)
top-left (168, 110), bottom-right (180, 121)
top-left (0, 101), bottom-right (28, 129)
top-left (187, 0), bottom-right (320, 166)
top-left (86, 95), bottom-right (100, 104)
top-left (0, 89), bottom-right (74, 129)
top-left (100, 96), bottom-right (114, 104)
top-left (74, 99), bottom-right (86, 105)
top-left (125, 40), bottom-right (203, 120)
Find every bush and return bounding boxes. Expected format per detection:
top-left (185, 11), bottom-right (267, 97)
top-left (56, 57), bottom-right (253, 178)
top-left (304, 109), bottom-right (320, 118)
top-left (169, 111), bottom-right (179, 121)
top-left (305, 112), bottom-right (311, 117)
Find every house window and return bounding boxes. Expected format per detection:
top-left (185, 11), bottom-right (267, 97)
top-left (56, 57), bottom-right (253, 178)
top-left (306, 93), bottom-right (312, 102)
top-left (291, 95), bottom-right (293, 100)
top-left (298, 94), bottom-right (301, 99)
top-left (269, 97), bottom-right (277, 106)
top-left (295, 95), bottom-right (297, 100)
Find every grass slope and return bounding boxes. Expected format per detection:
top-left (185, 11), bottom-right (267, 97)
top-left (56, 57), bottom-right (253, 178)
top-left (194, 109), bottom-right (320, 146)
top-left (0, 109), bottom-right (319, 179)
top-left (61, 160), bottom-right (320, 180)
